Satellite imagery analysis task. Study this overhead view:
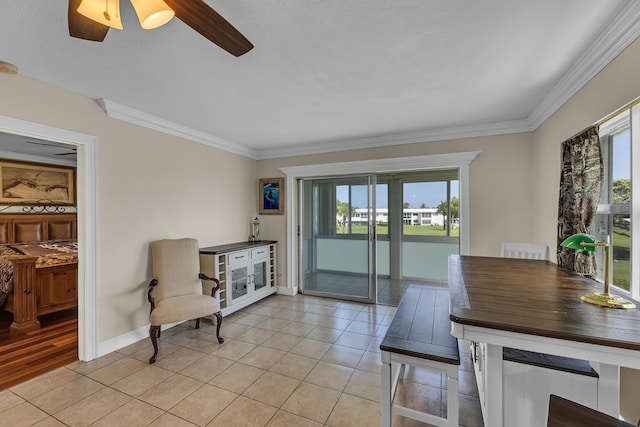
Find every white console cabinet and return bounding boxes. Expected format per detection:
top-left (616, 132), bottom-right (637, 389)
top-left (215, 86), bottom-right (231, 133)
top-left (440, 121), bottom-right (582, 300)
top-left (200, 241), bottom-right (277, 315)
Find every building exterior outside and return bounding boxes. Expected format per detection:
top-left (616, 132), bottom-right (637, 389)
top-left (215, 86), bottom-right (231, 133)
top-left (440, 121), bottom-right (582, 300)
top-left (346, 208), bottom-right (450, 227)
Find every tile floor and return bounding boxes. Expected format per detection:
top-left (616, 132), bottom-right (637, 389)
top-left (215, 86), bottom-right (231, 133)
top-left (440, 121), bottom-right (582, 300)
top-left (0, 293), bottom-right (483, 426)
top-left (303, 271), bottom-right (432, 307)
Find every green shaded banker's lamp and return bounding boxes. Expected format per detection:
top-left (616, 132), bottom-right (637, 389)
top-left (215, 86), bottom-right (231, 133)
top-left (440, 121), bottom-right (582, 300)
top-left (561, 233), bottom-right (636, 309)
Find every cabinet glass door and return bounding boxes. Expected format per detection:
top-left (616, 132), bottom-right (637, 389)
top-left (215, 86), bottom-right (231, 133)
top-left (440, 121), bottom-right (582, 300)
top-left (253, 259), bottom-right (268, 291)
top-left (231, 265), bottom-right (248, 300)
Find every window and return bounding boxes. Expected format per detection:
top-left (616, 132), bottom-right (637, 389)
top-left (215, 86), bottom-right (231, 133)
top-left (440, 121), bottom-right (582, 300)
top-left (596, 107), bottom-right (636, 298)
top-left (401, 173), bottom-right (459, 238)
top-left (335, 183), bottom-right (388, 236)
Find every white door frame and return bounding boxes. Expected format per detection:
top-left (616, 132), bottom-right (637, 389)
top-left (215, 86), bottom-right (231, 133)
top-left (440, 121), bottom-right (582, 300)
top-left (0, 115), bottom-right (98, 361)
top-left (280, 151), bottom-right (480, 295)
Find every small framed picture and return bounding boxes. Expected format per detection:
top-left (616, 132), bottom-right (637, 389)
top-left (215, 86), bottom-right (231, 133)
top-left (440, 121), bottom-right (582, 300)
top-left (258, 177), bottom-right (284, 215)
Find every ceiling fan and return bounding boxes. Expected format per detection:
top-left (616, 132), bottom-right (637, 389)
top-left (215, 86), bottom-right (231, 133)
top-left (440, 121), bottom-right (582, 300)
top-left (25, 141), bottom-right (78, 156)
top-left (68, 0), bottom-right (254, 57)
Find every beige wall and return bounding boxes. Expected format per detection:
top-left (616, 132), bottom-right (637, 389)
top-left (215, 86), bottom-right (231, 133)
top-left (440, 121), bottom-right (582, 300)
top-left (532, 37), bottom-right (640, 261)
top-left (258, 132), bottom-right (536, 286)
top-left (532, 36), bottom-right (640, 424)
top-left (0, 74), bottom-right (257, 343)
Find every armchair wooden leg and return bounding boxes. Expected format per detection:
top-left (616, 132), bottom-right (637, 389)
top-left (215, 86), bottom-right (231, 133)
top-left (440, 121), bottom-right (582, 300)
top-left (149, 325), bottom-right (161, 364)
top-left (214, 311), bottom-right (224, 344)
top-left (195, 318), bottom-right (201, 329)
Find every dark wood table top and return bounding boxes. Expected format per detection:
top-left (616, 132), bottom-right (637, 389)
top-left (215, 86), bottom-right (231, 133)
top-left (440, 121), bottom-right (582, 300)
top-left (380, 284), bottom-right (460, 365)
top-left (448, 255), bottom-right (640, 351)
top-left (199, 240), bottom-right (277, 255)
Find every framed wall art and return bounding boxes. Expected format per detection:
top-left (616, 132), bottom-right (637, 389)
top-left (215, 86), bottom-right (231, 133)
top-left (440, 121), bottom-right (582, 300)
top-left (0, 159), bottom-right (76, 205)
top-left (258, 177), bottom-right (284, 215)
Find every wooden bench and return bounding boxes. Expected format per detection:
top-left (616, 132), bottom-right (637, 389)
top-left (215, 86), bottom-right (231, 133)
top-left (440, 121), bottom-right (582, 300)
top-left (547, 395), bottom-right (634, 427)
top-left (503, 347), bottom-right (599, 377)
top-left (380, 284), bottom-right (460, 427)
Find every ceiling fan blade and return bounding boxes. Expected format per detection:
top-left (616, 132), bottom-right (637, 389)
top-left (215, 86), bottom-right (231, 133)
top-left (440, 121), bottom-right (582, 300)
top-left (68, 0), bottom-right (110, 42)
top-left (25, 141), bottom-right (76, 150)
top-left (164, 0), bottom-right (253, 57)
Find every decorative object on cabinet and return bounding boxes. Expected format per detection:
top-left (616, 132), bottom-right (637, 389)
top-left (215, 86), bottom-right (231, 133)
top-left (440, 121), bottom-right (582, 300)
top-left (258, 177), bottom-right (284, 215)
top-left (249, 217), bottom-right (260, 242)
top-left (0, 159), bottom-right (75, 206)
top-left (200, 240), bottom-right (277, 315)
top-left (148, 238), bottom-right (223, 364)
top-left (561, 233), bottom-right (635, 309)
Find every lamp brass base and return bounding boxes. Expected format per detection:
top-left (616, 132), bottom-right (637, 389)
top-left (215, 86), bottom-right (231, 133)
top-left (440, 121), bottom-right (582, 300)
top-left (581, 292), bottom-right (636, 309)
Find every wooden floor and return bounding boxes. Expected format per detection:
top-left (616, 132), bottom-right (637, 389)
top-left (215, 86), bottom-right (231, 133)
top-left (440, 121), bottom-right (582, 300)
top-left (0, 309), bottom-right (78, 390)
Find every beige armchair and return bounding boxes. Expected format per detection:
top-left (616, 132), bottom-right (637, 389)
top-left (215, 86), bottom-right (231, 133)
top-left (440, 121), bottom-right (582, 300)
top-left (147, 238), bottom-right (223, 364)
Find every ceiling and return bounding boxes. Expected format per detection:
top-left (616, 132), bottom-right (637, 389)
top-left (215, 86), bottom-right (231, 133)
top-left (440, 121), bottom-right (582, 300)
top-left (2, 0), bottom-right (640, 160)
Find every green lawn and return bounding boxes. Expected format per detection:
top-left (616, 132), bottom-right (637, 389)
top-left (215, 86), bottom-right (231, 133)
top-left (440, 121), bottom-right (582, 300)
top-left (339, 224), bottom-right (459, 237)
top-left (612, 224), bottom-right (630, 290)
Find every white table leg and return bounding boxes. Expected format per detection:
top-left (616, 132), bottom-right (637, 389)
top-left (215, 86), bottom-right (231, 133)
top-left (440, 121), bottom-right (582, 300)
top-left (484, 343), bottom-right (503, 427)
top-left (381, 350), bottom-right (392, 427)
top-left (446, 366), bottom-right (459, 427)
top-left (597, 363), bottom-right (620, 417)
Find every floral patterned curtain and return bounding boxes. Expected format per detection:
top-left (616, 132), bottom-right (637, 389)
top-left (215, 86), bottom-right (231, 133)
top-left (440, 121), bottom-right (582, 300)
top-left (557, 126), bottom-right (603, 276)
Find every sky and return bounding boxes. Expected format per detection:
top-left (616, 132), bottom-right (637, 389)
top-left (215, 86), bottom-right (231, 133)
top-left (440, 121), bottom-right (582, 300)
top-left (613, 131), bottom-right (630, 181)
top-left (336, 181), bottom-right (460, 209)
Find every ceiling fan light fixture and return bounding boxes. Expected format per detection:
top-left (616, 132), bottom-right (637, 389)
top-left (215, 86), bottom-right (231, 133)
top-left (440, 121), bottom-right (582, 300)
top-left (77, 0), bottom-right (123, 29)
top-left (0, 61), bottom-right (18, 74)
top-left (130, 0), bottom-right (175, 30)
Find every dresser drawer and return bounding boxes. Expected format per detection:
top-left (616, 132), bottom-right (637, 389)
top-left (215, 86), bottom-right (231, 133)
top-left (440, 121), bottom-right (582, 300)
top-left (228, 250), bottom-right (249, 264)
top-left (251, 247), bottom-right (269, 259)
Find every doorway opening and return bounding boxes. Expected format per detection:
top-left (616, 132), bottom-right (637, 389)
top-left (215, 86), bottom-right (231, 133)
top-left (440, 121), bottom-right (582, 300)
top-left (0, 115), bottom-right (97, 365)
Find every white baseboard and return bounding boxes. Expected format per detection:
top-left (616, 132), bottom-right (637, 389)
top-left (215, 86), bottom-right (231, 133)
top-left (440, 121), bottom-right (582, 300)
top-left (96, 322), bottom-right (179, 358)
top-left (95, 287), bottom-right (289, 359)
top-left (277, 285), bottom-right (298, 296)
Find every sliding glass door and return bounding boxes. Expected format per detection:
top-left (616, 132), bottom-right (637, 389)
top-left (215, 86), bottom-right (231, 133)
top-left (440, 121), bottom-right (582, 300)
top-left (299, 175), bottom-right (377, 303)
top-left (298, 169), bottom-right (460, 305)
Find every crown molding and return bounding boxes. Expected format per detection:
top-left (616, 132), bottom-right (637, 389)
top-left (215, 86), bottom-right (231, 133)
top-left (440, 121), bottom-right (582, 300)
top-left (257, 119), bottom-right (532, 160)
top-left (97, 96), bottom-right (531, 161)
top-left (95, 2), bottom-right (640, 161)
top-left (527, 0), bottom-right (640, 129)
top-left (96, 99), bottom-right (258, 159)
top-left (260, 1), bottom-right (640, 160)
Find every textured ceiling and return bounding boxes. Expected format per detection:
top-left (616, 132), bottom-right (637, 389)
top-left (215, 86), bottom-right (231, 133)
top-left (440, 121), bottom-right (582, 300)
top-left (2, 0), bottom-right (640, 159)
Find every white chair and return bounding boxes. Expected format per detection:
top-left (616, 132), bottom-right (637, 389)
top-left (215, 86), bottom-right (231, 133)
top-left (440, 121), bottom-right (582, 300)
top-left (501, 242), bottom-right (549, 260)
